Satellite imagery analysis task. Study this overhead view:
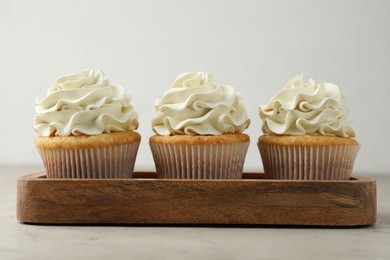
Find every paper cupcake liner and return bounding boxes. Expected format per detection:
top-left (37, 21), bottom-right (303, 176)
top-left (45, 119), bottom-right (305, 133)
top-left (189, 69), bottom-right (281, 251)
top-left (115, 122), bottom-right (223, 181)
top-left (37, 142), bottom-right (140, 179)
top-left (149, 142), bottom-right (250, 179)
top-left (258, 143), bottom-right (360, 180)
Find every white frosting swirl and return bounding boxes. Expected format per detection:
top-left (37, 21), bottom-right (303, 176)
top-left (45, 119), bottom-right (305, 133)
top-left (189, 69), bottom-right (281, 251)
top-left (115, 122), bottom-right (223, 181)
top-left (259, 74), bottom-right (355, 137)
top-left (34, 70), bottom-right (139, 137)
top-left (152, 72), bottom-right (250, 136)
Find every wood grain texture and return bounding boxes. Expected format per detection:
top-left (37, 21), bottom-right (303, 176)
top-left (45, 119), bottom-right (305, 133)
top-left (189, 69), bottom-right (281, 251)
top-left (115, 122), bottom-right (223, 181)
top-left (17, 172), bottom-right (376, 226)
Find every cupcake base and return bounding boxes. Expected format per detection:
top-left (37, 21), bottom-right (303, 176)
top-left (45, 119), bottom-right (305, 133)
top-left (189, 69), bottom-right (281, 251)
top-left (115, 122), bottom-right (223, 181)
top-left (258, 135), bottom-right (360, 180)
top-left (35, 131), bottom-right (141, 179)
top-left (149, 134), bottom-right (250, 179)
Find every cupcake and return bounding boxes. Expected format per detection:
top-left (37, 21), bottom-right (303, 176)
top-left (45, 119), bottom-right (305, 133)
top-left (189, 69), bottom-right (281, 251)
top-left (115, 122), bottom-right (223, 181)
top-left (34, 69), bottom-right (140, 178)
top-left (150, 72), bottom-right (250, 179)
top-left (258, 74), bottom-right (359, 180)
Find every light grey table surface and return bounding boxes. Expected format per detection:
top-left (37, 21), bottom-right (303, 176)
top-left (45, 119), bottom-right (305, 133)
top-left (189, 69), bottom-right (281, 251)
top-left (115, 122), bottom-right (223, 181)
top-left (1, 166), bottom-right (389, 260)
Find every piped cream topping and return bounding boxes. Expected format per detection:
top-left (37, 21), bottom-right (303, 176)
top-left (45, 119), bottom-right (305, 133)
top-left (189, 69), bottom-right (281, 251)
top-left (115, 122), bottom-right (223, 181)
top-left (259, 74), bottom-right (355, 137)
top-left (152, 72), bottom-right (250, 136)
top-left (34, 70), bottom-right (138, 137)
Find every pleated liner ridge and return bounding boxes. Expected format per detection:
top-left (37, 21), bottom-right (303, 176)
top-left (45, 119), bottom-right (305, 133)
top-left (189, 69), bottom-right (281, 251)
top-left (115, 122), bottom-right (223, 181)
top-left (37, 142), bottom-right (140, 178)
top-left (149, 142), bottom-right (250, 179)
top-left (258, 143), bottom-right (360, 180)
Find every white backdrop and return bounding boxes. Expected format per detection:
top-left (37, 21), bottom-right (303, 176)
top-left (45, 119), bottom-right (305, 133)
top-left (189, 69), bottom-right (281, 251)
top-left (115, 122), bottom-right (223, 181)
top-left (1, 0), bottom-right (389, 174)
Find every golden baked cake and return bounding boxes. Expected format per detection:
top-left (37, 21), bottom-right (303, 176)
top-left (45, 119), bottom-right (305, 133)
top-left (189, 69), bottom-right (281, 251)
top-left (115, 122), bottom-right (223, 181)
top-left (150, 72), bottom-right (250, 179)
top-left (34, 70), bottom-right (140, 178)
top-left (258, 74), bottom-right (359, 180)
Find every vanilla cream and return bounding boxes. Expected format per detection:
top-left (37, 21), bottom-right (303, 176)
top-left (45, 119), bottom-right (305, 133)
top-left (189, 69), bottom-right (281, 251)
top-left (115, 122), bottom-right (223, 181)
top-left (152, 72), bottom-right (250, 136)
top-left (34, 70), bottom-right (139, 136)
top-left (259, 74), bottom-right (355, 137)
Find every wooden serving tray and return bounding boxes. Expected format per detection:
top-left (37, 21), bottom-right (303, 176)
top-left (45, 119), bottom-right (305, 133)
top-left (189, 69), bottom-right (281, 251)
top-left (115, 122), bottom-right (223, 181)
top-left (17, 172), bottom-right (376, 226)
